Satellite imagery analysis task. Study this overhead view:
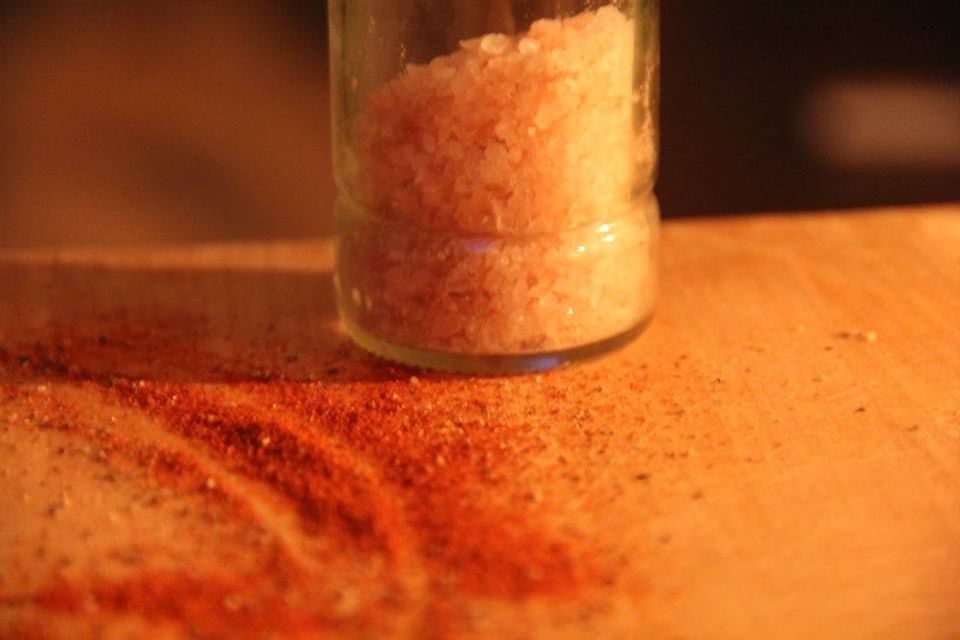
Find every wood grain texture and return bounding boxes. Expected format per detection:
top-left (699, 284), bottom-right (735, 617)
top-left (0, 206), bottom-right (958, 639)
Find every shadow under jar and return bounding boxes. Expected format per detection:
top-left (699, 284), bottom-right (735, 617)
top-left (329, 0), bottom-right (660, 373)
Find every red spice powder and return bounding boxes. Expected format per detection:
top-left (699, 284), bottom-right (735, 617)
top-left (1, 319), bottom-right (609, 639)
top-left (256, 380), bottom-right (594, 599)
top-left (31, 572), bottom-right (330, 640)
top-left (0, 620), bottom-right (54, 640)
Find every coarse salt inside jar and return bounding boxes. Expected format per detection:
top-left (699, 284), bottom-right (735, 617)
top-left (329, 1), bottom-right (660, 373)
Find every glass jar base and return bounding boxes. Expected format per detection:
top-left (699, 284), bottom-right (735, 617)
top-left (342, 315), bottom-right (653, 375)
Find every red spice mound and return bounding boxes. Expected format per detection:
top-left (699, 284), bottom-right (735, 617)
top-left (31, 572), bottom-right (327, 640)
top-left (1, 315), bottom-right (621, 639)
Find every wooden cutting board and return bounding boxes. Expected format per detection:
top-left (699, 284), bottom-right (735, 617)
top-left (1, 205), bottom-right (958, 640)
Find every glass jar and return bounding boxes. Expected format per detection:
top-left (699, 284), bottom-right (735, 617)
top-left (329, 0), bottom-right (660, 373)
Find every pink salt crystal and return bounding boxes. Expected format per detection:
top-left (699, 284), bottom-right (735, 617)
top-left (430, 63), bottom-right (456, 82)
top-left (479, 33), bottom-right (511, 56)
top-left (518, 37), bottom-right (541, 55)
top-left (353, 6), bottom-right (639, 235)
top-left (341, 8), bottom-right (655, 355)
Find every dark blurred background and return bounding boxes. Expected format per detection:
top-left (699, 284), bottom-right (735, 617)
top-left (1, 1), bottom-right (958, 248)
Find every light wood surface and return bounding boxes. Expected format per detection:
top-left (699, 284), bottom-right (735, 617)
top-left (1, 205), bottom-right (958, 639)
